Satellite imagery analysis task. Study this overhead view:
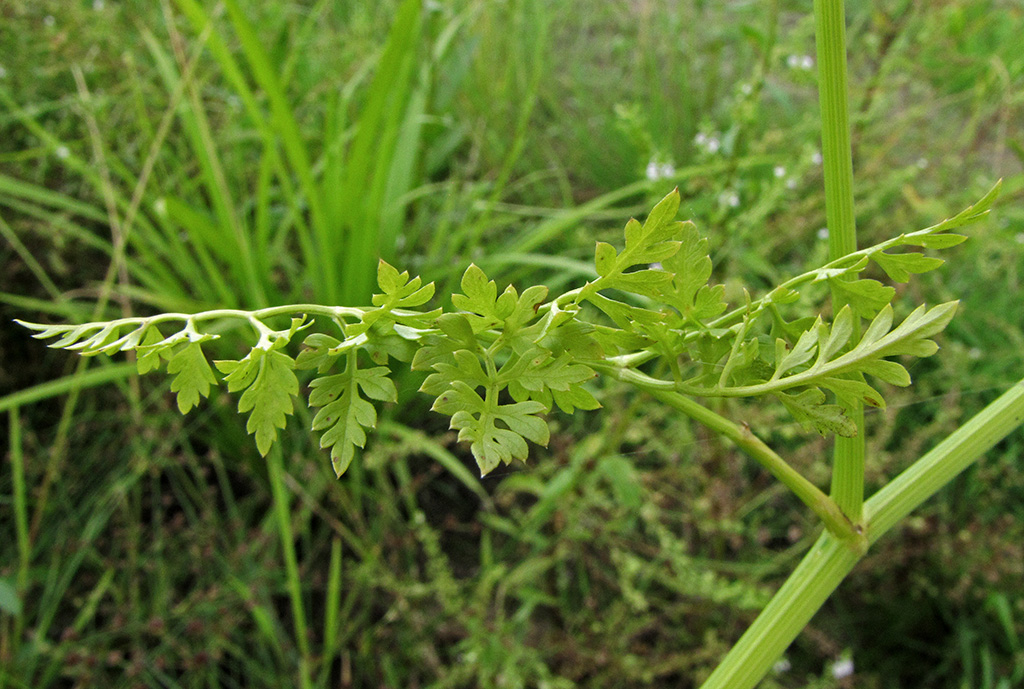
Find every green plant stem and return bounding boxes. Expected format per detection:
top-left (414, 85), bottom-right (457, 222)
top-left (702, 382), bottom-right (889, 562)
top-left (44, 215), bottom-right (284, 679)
top-left (266, 448), bottom-right (313, 689)
top-left (815, 0), bottom-right (865, 523)
top-left (700, 379), bottom-right (1024, 689)
top-left (865, 379), bottom-right (1024, 542)
top-left (700, 530), bottom-right (862, 689)
top-left (9, 407), bottom-right (29, 656)
top-left (320, 537), bottom-right (343, 687)
top-left (637, 386), bottom-right (861, 545)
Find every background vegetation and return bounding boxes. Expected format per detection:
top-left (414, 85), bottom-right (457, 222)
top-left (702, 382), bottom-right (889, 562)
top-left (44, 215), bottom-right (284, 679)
top-left (2, 1), bottom-right (1023, 687)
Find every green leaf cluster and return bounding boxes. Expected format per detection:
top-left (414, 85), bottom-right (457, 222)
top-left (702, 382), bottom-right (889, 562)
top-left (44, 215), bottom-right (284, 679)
top-left (412, 264), bottom-right (600, 474)
top-left (17, 183), bottom-right (999, 475)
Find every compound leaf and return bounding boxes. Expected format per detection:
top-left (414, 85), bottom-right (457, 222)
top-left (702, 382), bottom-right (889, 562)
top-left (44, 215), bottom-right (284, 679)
top-left (872, 252), bottom-right (945, 283)
top-left (828, 277), bottom-right (896, 319)
top-left (167, 342), bottom-right (217, 414)
top-left (777, 388), bottom-right (858, 437)
top-left (309, 358), bottom-right (396, 476)
top-left (820, 376), bottom-right (886, 409)
top-left (372, 259), bottom-right (435, 308)
top-left (234, 349), bottom-right (300, 455)
top-left (658, 221), bottom-right (726, 322)
top-left (431, 380), bottom-right (549, 475)
top-left (136, 326), bottom-right (169, 374)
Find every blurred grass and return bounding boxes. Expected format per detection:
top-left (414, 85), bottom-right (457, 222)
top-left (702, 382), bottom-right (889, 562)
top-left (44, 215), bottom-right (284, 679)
top-left (2, 0), bottom-right (1023, 687)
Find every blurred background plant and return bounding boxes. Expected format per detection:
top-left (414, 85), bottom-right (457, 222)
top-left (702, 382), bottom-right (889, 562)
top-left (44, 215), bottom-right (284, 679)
top-left (1, 0), bottom-right (1022, 687)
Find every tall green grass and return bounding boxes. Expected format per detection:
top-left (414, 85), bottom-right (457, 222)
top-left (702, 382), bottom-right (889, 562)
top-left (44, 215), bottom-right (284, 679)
top-left (0, 0), bottom-right (472, 314)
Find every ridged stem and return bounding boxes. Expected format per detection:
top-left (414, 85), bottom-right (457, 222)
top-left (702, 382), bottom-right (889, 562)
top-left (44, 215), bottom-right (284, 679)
top-left (699, 380), bottom-right (1024, 689)
top-left (815, 0), bottom-right (865, 523)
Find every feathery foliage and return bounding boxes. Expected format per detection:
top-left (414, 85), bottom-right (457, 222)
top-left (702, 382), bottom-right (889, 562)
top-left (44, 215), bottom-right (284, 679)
top-left (17, 183), bottom-right (999, 475)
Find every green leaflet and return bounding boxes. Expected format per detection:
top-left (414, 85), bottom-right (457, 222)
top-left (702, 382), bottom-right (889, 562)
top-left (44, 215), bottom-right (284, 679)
top-left (431, 380), bottom-right (550, 475)
top-left (136, 326), bottom-right (169, 374)
top-left (777, 389), bottom-right (858, 437)
top-left (411, 314), bottom-right (479, 372)
top-left (819, 376), bottom-right (886, 410)
top-left (308, 355), bottom-right (397, 476)
top-left (421, 349), bottom-right (491, 395)
top-left (587, 293), bottom-right (663, 331)
top-left (503, 350), bottom-right (601, 414)
top-left (590, 190), bottom-right (683, 291)
top-left (373, 259), bottom-right (435, 309)
top-left (872, 252), bottom-right (945, 283)
top-left (450, 264), bottom-right (549, 337)
top-left (724, 301), bottom-right (957, 400)
top-left (772, 324), bottom-right (822, 380)
top-left (168, 342), bottom-right (218, 414)
top-left (343, 261), bottom-right (439, 349)
top-left (218, 349), bottom-right (300, 455)
top-left (827, 277), bottom-right (895, 319)
top-left (659, 220), bottom-right (727, 323)
top-left (295, 333), bottom-right (343, 374)
top-left (451, 264), bottom-right (503, 331)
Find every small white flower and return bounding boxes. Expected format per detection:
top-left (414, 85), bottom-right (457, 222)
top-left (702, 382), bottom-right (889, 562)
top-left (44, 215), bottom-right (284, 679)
top-left (773, 165), bottom-right (786, 178)
top-left (916, 157), bottom-right (929, 169)
top-left (801, 55), bottom-right (815, 70)
top-left (772, 658), bottom-right (792, 674)
top-left (706, 137), bottom-right (720, 154)
top-left (969, 347), bottom-right (983, 360)
top-left (646, 160), bottom-right (677, 181)
top-left (1015, 232), bottom-right (1024, 244)
top-left (831, 658), bottom-right (854, 679)
top-left (153, 198), bottom-right (168, 215)
top-left (55, 145), bottom-right (70, 160)
top-left (720, 191), bottom-right (740, 208)
top-left (786, 54), bottom-right (800, 69)
top-left (786, 177), bottom-right (798, 190)
top-left (92, 0), bottom-right (105, 9)
top-left (44, 15), bottom-right (56, 27)
top-left (817, 227), bottom-right (829, 240)
top-left (0, 65), bottom-right (7, 79)
top-left (740, 82), bottom-right (753, 95)
top-left (811, 150), bottom-right (823, 165)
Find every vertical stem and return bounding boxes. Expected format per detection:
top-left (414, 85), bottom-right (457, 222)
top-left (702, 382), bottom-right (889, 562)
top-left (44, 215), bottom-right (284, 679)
top-left (814, 0), bottom-right (865, 522)
top-left (267, 448), bottom-right (313, 689)
top-left (699, 6), bottom-right (872, 687)
top-left (9, 408), bottom-right (30, 657)
top-left (9, 409), bottom-right (29, 593)
top-left (320, 536), bottom-right (344, 686)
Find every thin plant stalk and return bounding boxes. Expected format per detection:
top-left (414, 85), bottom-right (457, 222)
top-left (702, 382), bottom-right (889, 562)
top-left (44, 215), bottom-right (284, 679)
top-left (9, 408), bottom-right (29, 655)
top-left (266, 447), bottom-right (314, 689)
top-left (641, 388), bottom-right (860, 544)
top-left (699, 378), bottom-right (1024, 689)
top-left (815, 0), bottom-right (865, 523)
